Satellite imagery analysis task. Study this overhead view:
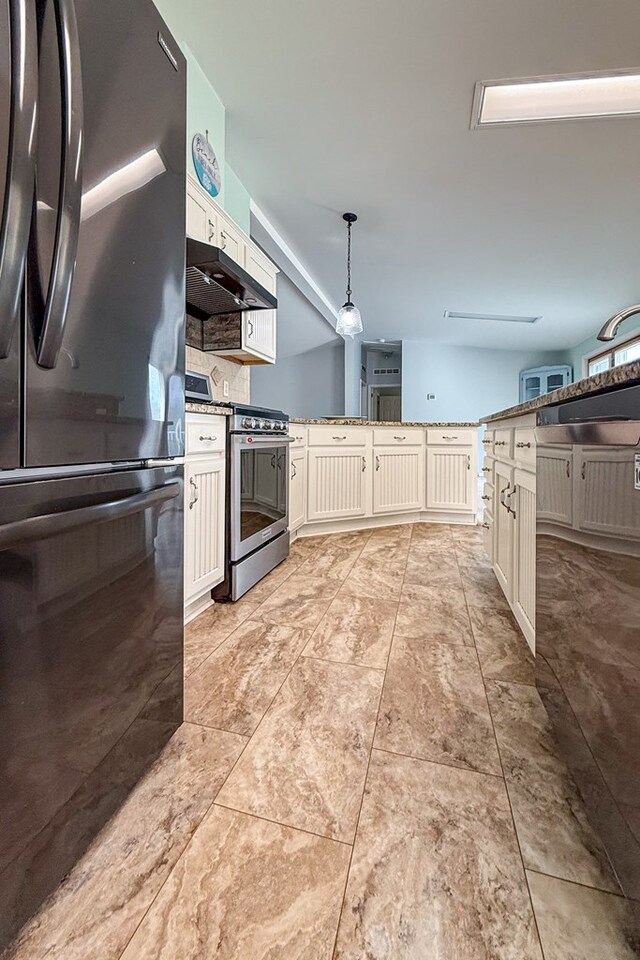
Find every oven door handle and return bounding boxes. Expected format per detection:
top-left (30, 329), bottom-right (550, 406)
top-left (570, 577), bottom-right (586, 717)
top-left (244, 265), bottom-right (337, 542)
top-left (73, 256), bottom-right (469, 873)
top-left (233, 435), bottom-right (295, 446)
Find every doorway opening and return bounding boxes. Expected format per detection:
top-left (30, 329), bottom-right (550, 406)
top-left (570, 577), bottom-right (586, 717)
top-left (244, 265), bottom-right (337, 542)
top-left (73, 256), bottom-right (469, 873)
top-left (360, 341), bottom-right (402, 421)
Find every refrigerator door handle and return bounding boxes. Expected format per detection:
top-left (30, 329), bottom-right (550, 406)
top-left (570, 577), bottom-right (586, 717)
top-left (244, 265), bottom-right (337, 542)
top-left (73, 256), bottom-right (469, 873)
top-left (36, 0), bottom-right (83, 369)
top-left (0, 0), bottom-right (38, 359)
top-left (0, 481), bottom-right (179, 551)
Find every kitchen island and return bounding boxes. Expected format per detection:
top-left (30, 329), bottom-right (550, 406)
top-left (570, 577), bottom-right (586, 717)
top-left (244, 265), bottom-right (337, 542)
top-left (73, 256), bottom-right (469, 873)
top-left (478, 359), bottom-right (640, 653)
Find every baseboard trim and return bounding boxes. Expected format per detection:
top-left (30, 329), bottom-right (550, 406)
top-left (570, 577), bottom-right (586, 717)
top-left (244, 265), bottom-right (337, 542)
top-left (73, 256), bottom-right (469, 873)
top-left (294, 511), bottom-right (477, 539)
top-left (184, 593), bottom-right (214, 625)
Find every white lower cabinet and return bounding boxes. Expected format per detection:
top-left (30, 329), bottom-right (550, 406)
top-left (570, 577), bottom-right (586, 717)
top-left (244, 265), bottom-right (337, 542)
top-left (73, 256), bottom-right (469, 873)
top-left (426, 446), bottom-right (476, 512)
top-left (294, 424), bottom-right (479, 530)
top-left (485, 412), bottom-right (537, 652)
top-left (536, 447), bottom-right (572, 525)
top-left (184, 455), bottom-right (226, 605)
top-left (289, 448), bottom-right (307, 532)
top-left (307, 449), bottom-right (369, 521)
top-left (184, 414), bottom-right (227, 614)
top-left (373, 448), bottom-right (424, 514)
top-left (512, 468), bottom-right (536, 639)
top-left (493, 460), bottom-right (515, 602)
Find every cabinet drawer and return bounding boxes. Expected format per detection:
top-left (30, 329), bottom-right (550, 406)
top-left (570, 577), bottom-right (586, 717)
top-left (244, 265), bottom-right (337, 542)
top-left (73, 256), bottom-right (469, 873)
top-left (481, 429), bottom-right (494, 454)
top-left (186, 415), bottom-right (226, 455)
top-left (426, 428), bottom-right (475, 447)
top-left (493, 428), bottom-right (513, 459)
top-left (308, 426), bottom-right (368, 447)
top-left (373, 427), bottom-right (423, 446)
top-left (289, 426), bottom-right (307, 447)
top-left (514, 427), bottom-right (536, 468)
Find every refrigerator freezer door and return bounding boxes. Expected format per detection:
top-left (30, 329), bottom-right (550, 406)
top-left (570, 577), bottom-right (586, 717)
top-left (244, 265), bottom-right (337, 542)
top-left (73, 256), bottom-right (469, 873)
top-left (0, 464), bottom-right (183, 949)
top-left (24, 0), bottom-right (186, 467)
top-left (0, 0), bottom-right (37, 469)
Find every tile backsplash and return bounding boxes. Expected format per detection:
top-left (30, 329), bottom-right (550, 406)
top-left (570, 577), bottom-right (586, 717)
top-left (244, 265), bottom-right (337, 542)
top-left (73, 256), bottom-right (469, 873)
top-left (186, 345), bottom-right (250, 404)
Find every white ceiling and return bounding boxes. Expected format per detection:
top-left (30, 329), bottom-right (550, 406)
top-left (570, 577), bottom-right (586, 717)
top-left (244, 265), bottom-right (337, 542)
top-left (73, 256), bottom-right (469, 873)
top-left (169, 0), bottom-right (640, 351)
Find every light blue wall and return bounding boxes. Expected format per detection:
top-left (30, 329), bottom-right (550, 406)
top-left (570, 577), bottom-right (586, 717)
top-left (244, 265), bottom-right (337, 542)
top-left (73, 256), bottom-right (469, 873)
top-left (251, 341), bottom-right (345, 417)
top-left (402, 342), bottom-right (567, 423)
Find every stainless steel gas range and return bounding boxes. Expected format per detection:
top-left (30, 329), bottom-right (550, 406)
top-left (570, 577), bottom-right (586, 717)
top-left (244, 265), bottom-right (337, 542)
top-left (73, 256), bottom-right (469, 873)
top-left (213, 404), bottom-right (293, 601)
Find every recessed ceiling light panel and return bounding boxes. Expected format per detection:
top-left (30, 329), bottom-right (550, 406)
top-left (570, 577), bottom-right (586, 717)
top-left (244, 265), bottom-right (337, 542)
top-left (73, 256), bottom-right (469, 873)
top-left (472, 69), bottom-right (640, 127)
top-left (445, 310), bottom-right (541, 324)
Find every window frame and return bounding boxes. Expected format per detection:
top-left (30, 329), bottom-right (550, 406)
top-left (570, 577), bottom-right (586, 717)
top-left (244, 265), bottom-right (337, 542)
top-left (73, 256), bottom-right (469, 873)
top-left (587, 331), bottom-right (640, 378)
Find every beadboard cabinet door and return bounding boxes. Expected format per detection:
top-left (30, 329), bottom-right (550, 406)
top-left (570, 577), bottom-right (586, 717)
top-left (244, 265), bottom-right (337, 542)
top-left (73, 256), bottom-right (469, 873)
top-left (290, 448), bottom-right (307, 532)
top-left (184, 454), bottom-right (226, 603)
top-left (373, 448), bottom-right (424, 514)
top-left (574, 448), bottom-right (640, 540)
top-left (307, 449), bottom-right (369, 521)
top-left (512, 468), bottom-right (536, 641)
top-left (537, 447), bottom-right (572, 525)
top-left (425, 447), bottom-right (475, 512)
top-left (186, 177), bottom-right (217, 244)
top-left (243, 246), bottom-right (277, 363)
top-left (493, 461), bottom-right (515, 602)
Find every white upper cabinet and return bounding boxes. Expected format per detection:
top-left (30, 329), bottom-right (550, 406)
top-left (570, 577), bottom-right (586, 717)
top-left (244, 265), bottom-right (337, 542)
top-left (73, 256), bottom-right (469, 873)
top-left (218, 218), bottom-right (244, 267)
top-left (186, 175), bottom-right (278, 365)
top-left (186, 177), bottom-right (217, 244)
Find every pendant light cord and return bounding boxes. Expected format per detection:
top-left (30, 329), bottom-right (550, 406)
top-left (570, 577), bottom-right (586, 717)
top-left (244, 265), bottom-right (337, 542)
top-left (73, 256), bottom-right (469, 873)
top-left (346, 220), bottom-right (352, 303)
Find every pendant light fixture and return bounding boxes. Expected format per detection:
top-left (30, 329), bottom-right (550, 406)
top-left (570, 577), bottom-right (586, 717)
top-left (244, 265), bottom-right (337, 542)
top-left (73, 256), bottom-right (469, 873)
top-left (336, 212), bottom-right (363, 338)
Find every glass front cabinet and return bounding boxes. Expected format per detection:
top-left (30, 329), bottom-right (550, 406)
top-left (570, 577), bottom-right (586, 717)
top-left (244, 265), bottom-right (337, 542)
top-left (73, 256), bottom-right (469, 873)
top-left (519, 365), bottom-right (572, 403)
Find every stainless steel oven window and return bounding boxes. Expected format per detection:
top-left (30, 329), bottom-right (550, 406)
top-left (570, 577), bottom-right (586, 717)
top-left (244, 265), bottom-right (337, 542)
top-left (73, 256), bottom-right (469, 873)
top-left (230, 435), bottom-right (293, 561)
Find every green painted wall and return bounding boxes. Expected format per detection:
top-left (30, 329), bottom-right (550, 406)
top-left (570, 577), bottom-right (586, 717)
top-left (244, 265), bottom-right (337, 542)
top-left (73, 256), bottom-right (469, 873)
top-left (154, 1), bottom-right (251, 229)
top-left (224, 164), bottom-right (251, 234)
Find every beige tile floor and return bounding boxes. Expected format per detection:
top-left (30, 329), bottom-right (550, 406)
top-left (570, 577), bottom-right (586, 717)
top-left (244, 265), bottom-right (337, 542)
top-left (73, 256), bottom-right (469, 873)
top-left (5, 523), bottom-right (640, 960)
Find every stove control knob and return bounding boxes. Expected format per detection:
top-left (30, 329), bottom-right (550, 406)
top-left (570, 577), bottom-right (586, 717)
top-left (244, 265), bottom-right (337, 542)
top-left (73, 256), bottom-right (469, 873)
top-left (241, 417), bottom-right (252, 429)
top-left (278, 420), bottom-right (285, 430)
top-left (258, 419), bottom-right (266, 429)
top-left (265, 419), bottom-right (274, 430)
top-left (251, 418), bottom-right (258, 429)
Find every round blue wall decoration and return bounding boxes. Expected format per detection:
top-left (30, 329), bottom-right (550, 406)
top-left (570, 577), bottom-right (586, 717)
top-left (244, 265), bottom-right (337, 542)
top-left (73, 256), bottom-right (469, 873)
top-left (192, 131), bottom-right (221, 197)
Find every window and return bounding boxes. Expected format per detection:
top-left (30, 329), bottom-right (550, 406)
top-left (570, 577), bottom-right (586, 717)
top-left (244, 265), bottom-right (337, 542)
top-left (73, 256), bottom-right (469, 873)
top-left (588, 333), bottom-right (640, 377)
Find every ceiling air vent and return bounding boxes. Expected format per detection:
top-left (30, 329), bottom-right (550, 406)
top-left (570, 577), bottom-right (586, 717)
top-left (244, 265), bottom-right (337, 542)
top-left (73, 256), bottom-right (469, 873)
top-left (445, 310), bottom-right (541, 324)
top-left (373, 367), bottom-right (400, 375)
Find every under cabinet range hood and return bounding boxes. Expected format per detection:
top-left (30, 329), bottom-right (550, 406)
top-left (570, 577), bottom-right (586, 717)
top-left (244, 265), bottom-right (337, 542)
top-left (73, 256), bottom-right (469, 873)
top-left (186, 238), bottom-right (278, 319)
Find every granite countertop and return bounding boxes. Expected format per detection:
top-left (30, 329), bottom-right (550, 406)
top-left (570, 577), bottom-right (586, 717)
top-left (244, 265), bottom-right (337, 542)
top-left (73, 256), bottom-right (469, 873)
top-left (481, 360), bottom-right (640, 424)
top-left (186, 402), bottom-right (232, 416)
top-left (290, 418), bottom-right (478, 427)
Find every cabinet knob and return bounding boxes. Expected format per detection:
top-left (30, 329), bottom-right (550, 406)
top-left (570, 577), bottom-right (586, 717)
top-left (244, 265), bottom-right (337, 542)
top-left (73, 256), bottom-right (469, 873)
top-left (442, 435), bottom-right (458, 440)
top-left (199, 435), bottom-right (217, 442)
top-left (481, 522), bottom-right (491, 529)
top-left (220, 230), bottom-right (227, 250)
top-left (362, 456), bottom-right (366, 472)
top-left (393, 435), bottom-right (406, 441)
top-left (481, 495), bottom-right (491, 501)
top-left (207, 219), bottom-right (215, 242)
top-left (482, 467), bottom-right (491, 473)
top-left (516, 441), bottom-right (532, 449)
top-left (333, 435), bottom-right (347, 441)
top-left (375, 455), bottom-right (380, 471)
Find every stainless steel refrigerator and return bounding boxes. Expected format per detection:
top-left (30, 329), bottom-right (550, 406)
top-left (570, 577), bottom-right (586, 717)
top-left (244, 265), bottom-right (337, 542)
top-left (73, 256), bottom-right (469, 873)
top-left (0, 0), bottom-right (186, 947)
